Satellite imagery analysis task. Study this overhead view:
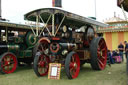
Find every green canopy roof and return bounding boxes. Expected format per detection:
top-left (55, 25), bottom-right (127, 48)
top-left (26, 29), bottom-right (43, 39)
top-left (24, 8), bottom-right (108, 28)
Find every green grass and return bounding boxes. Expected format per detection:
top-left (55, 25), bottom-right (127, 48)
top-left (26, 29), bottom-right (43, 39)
top-left (0, 62), bottom-right (127, 85)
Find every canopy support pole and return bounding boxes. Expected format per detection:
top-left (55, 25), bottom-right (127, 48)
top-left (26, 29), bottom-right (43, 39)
top-left (39, 14), bottom-right (52, 36)
top-left (52, 14), bottom-right (55, 36)
top-left (55, 15), bottom-right (65, 36)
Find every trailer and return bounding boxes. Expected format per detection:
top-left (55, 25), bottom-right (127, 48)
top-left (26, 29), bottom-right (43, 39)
top-left (0, 21), bottom-right (37, 74)
top-left (24, 8), bottom-right (108, 79)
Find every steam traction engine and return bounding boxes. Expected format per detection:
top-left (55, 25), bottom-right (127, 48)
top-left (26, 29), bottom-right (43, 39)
top-left (24, 8), bottom-right (108, 79)
top-left (0, 22), bottom-right (37, 74)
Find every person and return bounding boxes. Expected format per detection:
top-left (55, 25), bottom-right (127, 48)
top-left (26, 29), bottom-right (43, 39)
top-left (112, 50), bottom-right (122, 63)
top-left (112, 50), bottom-right (118, 63)
top-left (124, 41), bottom-right (128, 75)
top-left (124, 41), bottom-right (128, 59)
top-left (107, 50), bottom-right (114, 64)
top-left (118, 42), bottom-right (124, 62)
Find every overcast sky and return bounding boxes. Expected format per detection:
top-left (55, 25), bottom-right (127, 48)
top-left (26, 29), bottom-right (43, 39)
top-left (1, 0), bottom-right (128, 23)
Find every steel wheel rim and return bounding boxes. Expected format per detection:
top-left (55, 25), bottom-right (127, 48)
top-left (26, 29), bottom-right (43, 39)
top-left (1, 54), bottom-right (17, 74)
top-left (37, 54), bottom-right (49, 76)
top-left (69, 54), bottom-right (80, 78)
top-left (97, 39), bottom-right (107, 70)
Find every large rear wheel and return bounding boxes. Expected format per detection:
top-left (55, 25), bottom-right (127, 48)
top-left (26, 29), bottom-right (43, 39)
top-left (65, 51), bottom-right (80, 79)
top-left (0, 52), bottom-right (17, 74)
top-left (90, 37), bottom-right (107, 70)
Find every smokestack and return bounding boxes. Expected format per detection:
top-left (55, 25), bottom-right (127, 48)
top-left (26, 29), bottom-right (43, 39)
top-left (0, 0), bottom-right (7, 21)
top-left (0, 0), bottom-right (1, 17)
top-left (52, 0), bottom-right (62, 8)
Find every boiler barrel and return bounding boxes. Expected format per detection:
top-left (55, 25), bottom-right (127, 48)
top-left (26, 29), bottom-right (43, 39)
top-left (0, 42), bottom-right (8, 54)
top-left (59, 43), bottom-right (77, 50)
top-left (0, 42), bottom-right (19, 54)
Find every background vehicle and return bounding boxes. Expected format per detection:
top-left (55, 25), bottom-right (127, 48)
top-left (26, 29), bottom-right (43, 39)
top-left (0, 21), bottom-right (37, 74)
top-left (24, 8), bottom-right (108, 79)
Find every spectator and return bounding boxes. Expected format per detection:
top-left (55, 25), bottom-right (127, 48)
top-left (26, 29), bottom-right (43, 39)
top-left (124, 41), bottom-right (128, 59)
top-left (112, 50), bottom-right (119, 56)
top-left (112, 50), bottom-right (120, 63)
top-left (107, 50), bottom-right (114, 64)
top-left (118, 42), bottom-right (124, 62)
top-left (124, 41), bottom-right (128, 75)
top-left (112, 50), bottom-right (117, 63)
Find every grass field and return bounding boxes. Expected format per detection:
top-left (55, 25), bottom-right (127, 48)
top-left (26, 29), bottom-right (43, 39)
top-left (0, 61), bottom-right (127, 85)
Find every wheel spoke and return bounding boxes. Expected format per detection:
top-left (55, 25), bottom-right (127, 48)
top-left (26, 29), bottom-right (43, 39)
top-left (44, 67), bottom-right (47, 73)
top-left (2, 62), bottom-right (7, 66)
top-left (4, 57), bottom-right (7, 62)
top-left (72, 69), bottom-right (76, 76)
top-left (38, 62), bottom-right (41, 66)
top-left (99, 41), bottom-right (104, 48)
top-left (10, 61), bottom-right (15, 64)
top-left (44, 44), bottom-right (47, 50)
top-left (97, 46), bottom-right (106, 59)
top-left (40, 44), bottom-right (45, 51)
top-left (101, 55), bottom-right (105, 59)
top-left (8, 56), bottom-right (12, 62)
top-left (7, 65), bottom-right (10, 71)
top-left (98, 59), bottom-right (104, 67)
top-left (101, 48), bottom-right (107, 59)
top-left (97, 46), bottom-right (101, 57)
top-left (70, 62), bottom-right (74, 68)
top-left (39, 67), bottom-right (43, 73)
top-left (72, 56), bottom-right (75, 62)
top-left (101, 48), bottom-right (106, 52)
top-left (97, 51), bottom-right (101, 57)
top-left (11, 64), bottom-right (14, 69)
top-left (97, 46), bottom-right (100, 51)
top-left (42, 68), bottom-right (45, 73)
top-left (70, 67), bottom-right (74, 76)
top-left (2, 64), bottom-right (8, 67)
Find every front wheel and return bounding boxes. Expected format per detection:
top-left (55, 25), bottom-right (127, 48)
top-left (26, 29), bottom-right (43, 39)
top-left (33, 53), bottom-right (50, 77)
top-left (65, 51), bottom-right (80, 79)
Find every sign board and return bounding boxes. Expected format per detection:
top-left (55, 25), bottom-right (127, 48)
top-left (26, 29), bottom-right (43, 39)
top-left (48, 63), bottom-right (61, 80)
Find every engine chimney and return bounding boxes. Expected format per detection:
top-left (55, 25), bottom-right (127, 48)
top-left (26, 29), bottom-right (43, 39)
top-left (52, 0), bottom-right (62, 8)
top-left (0, 0), bottom-right (1, 17)
top-left (0, 0), bottom-right (6, 21)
